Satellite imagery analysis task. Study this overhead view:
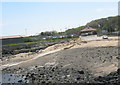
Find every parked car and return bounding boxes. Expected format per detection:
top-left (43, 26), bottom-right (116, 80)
top-left (102, 35), bottom-right (108, 39)
top-left (42, 37), bottom-right (46, 40)
top-left (81, 33), bottom-right (89, 36)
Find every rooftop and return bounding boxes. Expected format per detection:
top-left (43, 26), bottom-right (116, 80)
top-left (0, 35), bottom-right (27, 39)
top-left (80, 27), bottom-right (97, 32)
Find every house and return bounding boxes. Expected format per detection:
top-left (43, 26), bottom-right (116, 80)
top-left (80, 27), bottom-right (97, 35)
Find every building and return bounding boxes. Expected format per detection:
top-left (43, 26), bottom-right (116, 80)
top-left (0, 35), bottom-right (26, 39)
top-left (80, 27), bottom-right (97, 35)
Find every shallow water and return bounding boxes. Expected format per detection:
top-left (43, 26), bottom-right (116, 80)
top-left (2, 74), bottom-right (29, 83)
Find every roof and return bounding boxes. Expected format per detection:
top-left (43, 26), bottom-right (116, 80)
top-left (0, 35), bottom-right (26, 39)
top-left (80, 27), bottom-right (97, 32)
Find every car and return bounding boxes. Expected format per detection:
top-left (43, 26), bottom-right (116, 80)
top-left (81, 33), bottom-right (88, 36)
top-left (102, 35), bottom-right (108, 39)
top-left (42, 37), bottom-right (46, 40)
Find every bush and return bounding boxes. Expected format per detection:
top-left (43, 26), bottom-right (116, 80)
top-left (24, 38), bottom-right (33, 42)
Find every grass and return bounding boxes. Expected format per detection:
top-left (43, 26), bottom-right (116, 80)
top-left (1, 37), bottom-right (78, 46)
top-left (14, 46), bottom-right (46, 52)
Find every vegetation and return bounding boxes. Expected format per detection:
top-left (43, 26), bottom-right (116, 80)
top-left (86, 16), bottom-right (119, 32)
top-left (65, 26), bottom-right (85, 35)
top-left (2, 15), bottom-right (119, 56)
top-left (60, 16), bottom-right (119, 36)
top-left (43, 16), bottom-right (119, 36)
top-left (40, 31), bottom-right (58, 36)
top-left (2, 37), bottom-right (78, 56)
top-left (1, 37), bottom-right (77, 46)
top-left (28, 16), bottom-right (119, 38)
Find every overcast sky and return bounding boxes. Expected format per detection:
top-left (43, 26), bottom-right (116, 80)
top-left (1, 1), bottom-right (118, 36)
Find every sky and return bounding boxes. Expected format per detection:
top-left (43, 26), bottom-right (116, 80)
top-left (1, 1), bottom-right (118, 36)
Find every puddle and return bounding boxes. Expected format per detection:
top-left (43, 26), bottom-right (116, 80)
top-left (2, 74), bottom-right (29, 83)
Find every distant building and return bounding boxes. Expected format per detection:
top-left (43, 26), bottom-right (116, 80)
top-left (101, 30), bottom-right (108, 33)
top-left (80, 27), bottom-right (97, 35)
top-left (0, 35), bottom-right (27, 39)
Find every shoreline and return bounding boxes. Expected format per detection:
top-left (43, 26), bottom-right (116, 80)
top-left (1, 36), bottom-right (119, 83)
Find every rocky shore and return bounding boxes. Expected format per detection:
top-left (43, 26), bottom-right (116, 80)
top-left (2, 66), bottom-right (119, 84)
top-left (1, 37), bottom-right (119, 84)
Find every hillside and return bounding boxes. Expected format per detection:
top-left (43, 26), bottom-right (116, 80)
top-left (65, 16), bottom-right (119, 35)
top-left (86, 16), bottom-right (119, 32)
top-left (64, 26), bottom-right (85, 35)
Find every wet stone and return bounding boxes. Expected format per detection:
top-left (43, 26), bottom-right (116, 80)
top-left (78, 70), bottom-right (84, 74)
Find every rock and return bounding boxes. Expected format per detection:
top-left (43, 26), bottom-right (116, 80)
top-left (78, 70), bottom-right (84, 74)
top-left (117, 68), bottom-right (120, 74)
top-left (18, 80), bottom-right (22, 82)
top-left (76, 77), bottom-right (81, 80)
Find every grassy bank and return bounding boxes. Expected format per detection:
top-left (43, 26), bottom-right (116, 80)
top-left (2, 38), bottom-right (78, 57)
top-left (1, 38), bottom-right (77, 47)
